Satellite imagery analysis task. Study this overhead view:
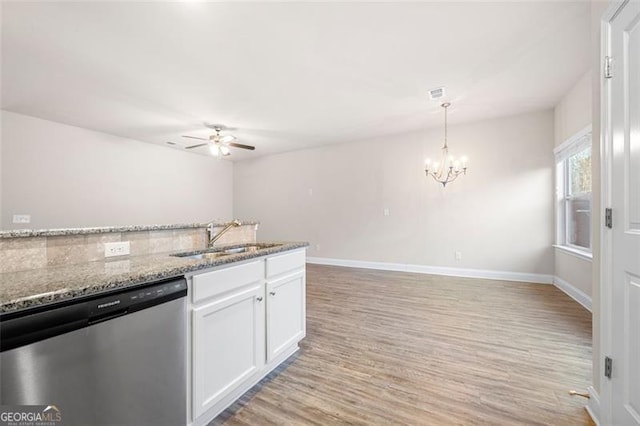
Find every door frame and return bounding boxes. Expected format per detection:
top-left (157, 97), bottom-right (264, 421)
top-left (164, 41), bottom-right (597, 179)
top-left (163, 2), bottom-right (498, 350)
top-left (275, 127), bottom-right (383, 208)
top-left (599, 1), bottom-right (630, 424)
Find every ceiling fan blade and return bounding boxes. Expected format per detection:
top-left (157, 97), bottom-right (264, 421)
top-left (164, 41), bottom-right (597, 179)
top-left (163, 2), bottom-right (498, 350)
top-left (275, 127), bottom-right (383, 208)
top-left (228, 142), bottom-right (255, 151)
top-left (185, 143), bottom-right (209, 149)
top-left (182, 135), bottom-right (209, 141)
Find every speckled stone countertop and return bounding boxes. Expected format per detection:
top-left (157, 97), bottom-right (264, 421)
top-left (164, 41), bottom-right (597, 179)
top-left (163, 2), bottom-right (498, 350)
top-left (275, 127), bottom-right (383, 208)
top-left (0, 220), bottom-right (259, 239)
top-left (0, 241), bottom-right (308, 315)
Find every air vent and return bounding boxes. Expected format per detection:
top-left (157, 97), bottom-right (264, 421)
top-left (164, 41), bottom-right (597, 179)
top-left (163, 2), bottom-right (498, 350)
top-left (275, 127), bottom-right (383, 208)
top-left (428, 87), bottom-right (445, 100)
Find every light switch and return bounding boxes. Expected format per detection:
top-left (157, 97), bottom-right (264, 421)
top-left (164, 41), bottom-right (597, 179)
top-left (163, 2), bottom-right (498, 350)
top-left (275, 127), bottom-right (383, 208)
top-left (383, 208), bottom-right (390, 216)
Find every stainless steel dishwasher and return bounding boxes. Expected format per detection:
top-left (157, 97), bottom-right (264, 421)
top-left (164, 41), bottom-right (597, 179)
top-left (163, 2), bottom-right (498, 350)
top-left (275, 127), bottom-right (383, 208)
top-left (0, 277), bottom-right (187, 426)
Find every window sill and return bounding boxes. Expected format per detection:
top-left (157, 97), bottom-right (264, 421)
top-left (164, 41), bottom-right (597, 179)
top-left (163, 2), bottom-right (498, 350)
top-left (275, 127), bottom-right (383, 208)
top-left (553, 244), bottom-right (593, 262)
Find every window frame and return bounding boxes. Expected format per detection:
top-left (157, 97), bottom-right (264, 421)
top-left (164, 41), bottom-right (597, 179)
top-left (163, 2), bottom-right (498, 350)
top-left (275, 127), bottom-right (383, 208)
top-left (554, 125), bottom-right (593, 258)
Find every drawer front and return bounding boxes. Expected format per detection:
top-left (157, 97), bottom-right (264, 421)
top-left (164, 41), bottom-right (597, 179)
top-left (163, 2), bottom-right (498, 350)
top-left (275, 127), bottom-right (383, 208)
top-left (266, 250), bottom-right (305, 279)
top-left (192, 261), bottom-right (263, 304)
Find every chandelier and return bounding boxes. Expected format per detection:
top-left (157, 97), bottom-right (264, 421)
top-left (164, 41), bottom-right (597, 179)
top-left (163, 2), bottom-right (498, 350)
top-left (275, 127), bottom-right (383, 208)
top-left (424, 102), bottom-right (468, 187)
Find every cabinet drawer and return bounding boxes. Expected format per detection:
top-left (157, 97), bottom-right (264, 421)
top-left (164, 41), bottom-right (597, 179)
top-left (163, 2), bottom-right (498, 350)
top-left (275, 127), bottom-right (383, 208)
top-left (265, 250), bottom-right (305, 279)
top-left (192, 261), bottom-right (263, 304)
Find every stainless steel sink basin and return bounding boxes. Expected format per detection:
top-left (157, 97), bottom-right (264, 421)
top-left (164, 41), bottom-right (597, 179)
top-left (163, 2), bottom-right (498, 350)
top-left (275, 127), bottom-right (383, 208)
top-left (173, 251), bottom-right (231, 260)
top-left (172, 243), bottom-right (280, 260)
top-left (221, 244), bottom-right (278, 254)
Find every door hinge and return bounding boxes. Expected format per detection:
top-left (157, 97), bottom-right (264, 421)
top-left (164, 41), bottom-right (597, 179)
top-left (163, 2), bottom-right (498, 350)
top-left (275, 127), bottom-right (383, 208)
top-left (605, 208), bottom-right (613, 229)
top-left (604, 56), bottom-right (613, 79)
top-left (604, 356), bottom-right (613, 379)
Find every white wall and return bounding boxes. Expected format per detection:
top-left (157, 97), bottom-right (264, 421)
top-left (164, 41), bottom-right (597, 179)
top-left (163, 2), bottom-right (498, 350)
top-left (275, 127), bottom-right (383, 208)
top-left (235, 109), bottom-right (555, 276)
top-left (555, 71), bottom-right (592, 145)
top-left (1, 111), bottom-right (233, 229)
top-left (553, 71), bottom-right (593, 300)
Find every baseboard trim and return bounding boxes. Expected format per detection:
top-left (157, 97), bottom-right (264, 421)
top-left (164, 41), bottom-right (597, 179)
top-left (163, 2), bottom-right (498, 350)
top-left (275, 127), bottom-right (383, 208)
top-left (306, 257), bottom-right (553, 284)
top-left (586, 386), bottom-right (600, 426)
top-left (553, 276), bottom-right (592, 312)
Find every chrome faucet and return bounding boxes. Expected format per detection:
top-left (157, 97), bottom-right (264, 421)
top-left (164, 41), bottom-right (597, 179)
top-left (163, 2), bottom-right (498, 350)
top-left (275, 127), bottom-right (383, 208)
top-left (208, 219), bottom-right (242, 247)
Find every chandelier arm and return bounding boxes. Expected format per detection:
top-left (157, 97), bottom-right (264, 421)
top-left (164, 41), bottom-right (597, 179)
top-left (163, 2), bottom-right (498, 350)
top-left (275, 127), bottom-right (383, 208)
top-left (428, 172), bottom-right (445, 185)
top-left (448, 170), bottom-right (465, 184)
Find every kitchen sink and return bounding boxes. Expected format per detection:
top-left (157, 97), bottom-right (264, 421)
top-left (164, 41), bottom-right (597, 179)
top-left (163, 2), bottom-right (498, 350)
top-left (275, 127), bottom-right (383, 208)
top-left (221, 244), bottom-right (278, 254)
top-left (173, 251), bottom-right (231, 260)
top-left (172, 243), bottom-right (281, 260)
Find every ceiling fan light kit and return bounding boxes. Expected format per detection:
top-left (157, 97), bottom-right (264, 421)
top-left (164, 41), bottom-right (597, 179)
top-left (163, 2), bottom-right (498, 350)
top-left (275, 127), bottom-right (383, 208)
top-left (210, 144), bottom-right (230, 157)
top-left (424, 102), bottom-right (468, 187)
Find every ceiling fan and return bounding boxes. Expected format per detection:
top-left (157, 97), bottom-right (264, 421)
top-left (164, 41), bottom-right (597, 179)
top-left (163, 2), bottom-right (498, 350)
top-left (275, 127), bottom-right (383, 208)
top-left (182, 125), bottom-right (255, 157)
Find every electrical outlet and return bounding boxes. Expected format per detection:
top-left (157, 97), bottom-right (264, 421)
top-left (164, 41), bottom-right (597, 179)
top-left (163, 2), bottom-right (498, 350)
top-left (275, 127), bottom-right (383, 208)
top-left (383, 208), bottom-right (390, 216)
top-left (13, 214), bottom-right (31, 224)
top-left (455, 251), bottom-right (462, 261)
top-left (105, 241), bottom-right (130, 258)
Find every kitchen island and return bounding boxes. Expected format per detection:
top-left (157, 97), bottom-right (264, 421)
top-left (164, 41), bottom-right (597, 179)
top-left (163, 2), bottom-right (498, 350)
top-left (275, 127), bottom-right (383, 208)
top-left (0, 240), bottom-right (307, 314)
top-left (0, 222), bottom-right (308, 426)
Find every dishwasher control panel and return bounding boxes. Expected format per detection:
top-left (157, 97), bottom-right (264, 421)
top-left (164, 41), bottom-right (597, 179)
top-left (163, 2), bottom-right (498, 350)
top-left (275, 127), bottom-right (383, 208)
top-left (89, 279), bottom-right (187, 321)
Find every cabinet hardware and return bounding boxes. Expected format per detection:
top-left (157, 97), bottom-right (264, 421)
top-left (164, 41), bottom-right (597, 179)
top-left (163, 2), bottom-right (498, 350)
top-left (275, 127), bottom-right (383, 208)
top-left (269, 291), bottom-right (276, 296)
top-left (256, 297), bottom-right (263, 302)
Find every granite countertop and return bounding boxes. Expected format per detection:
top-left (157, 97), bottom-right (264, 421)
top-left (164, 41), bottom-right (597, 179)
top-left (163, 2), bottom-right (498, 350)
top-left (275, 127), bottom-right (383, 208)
top-left (0, 220), bottom-right (259, 239)
top-left (0, 241), bottom-right (308, 315)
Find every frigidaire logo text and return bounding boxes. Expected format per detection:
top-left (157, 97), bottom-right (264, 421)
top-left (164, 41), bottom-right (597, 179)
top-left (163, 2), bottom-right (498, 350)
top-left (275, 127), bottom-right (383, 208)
top-left (97, 300), bottom-right (120, 309)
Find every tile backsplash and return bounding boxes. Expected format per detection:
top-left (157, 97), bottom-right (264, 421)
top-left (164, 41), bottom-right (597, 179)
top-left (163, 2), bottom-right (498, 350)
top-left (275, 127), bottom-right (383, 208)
top-left (0, 224), bottom-right (257, 273)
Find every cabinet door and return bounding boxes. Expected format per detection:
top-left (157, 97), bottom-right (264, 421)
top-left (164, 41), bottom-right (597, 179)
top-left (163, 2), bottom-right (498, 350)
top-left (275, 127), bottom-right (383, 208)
top-left (192, 284), bottom-right (265, 419)
top-left (266, 270), bottom-right (306, 362)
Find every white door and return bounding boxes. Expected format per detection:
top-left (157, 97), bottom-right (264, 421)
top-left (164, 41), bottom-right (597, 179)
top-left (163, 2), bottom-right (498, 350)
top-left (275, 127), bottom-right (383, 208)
top-left (609, 1), bottom-right (640, 424)
top-left (266, 270), bottom-right (306, 362)
top-left (192, 284), bottom-right (265, 419)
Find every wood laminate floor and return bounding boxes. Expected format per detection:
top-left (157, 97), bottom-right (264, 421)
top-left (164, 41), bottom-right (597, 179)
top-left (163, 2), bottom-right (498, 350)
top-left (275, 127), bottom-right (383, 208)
top-left (215, 264), bottom-right (594, 425)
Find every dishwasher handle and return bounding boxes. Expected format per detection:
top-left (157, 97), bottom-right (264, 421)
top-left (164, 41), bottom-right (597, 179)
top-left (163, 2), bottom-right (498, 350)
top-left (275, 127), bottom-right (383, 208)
top-left (88, 308), bottom-right (130, 325)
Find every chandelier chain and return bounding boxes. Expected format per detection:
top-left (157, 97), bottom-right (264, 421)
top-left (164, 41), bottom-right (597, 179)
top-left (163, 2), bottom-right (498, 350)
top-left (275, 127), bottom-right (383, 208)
top-left (443, 102), bottom-right (449, 149)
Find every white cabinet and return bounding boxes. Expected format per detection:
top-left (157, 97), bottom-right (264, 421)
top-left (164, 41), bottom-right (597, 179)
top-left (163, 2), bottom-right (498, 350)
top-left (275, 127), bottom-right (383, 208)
top-left (266, 271), bottom-right (305, 362)
top-left (191, 263), bottom-right (265, 419)
top-left (189, 249), bottom-right (306, 425)
top-left (266, 250), bottom-right (306, 279)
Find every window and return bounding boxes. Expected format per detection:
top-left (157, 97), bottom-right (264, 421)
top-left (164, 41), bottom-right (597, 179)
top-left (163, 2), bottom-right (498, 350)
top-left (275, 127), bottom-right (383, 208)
top-left (555, 127), bottom-right (592, 255)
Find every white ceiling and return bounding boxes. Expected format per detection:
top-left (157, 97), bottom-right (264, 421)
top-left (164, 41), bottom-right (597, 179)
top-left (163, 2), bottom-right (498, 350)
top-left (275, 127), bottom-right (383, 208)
top-left (1, 1), bottom-right (591, 161)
